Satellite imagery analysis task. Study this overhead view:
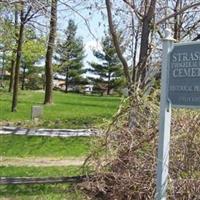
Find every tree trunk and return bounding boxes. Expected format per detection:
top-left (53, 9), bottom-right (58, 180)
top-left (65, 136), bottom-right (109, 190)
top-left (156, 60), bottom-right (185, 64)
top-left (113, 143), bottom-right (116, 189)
top-left (9, 59), bottom-right (15, 92)
top-left (11, 6), bottom-right (25, 112)
top-left (105, 0), bottom-right (131, 90)
top-left (21, 65), bottom-right (26, 90)
top-left (137, 0), bottom-right (157, 88)
top-left (9, 7), bottom-right (18, 93)
top-left (131, 14), bottom-right (139, 85)
top-left (107, 71), bottom-right (111, 95)
top-left (0, 51), bottom-right (5, 88)
top-left (65, 67), bottom-right (69, 93)
top-left (174, 0), bottom-right (181, 41)
top-left (44, 0), bottom-right (57, 104)
top-left (107, 85), bottom-right (110, 95)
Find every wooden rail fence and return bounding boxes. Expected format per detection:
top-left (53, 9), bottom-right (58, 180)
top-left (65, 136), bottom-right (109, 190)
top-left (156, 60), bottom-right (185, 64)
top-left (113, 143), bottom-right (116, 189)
top-left (0, 175), bottom-right (88, 185)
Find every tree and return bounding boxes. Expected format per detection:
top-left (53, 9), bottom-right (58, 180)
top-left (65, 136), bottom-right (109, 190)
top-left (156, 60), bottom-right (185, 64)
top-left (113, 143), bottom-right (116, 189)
top-left (0, 6), bottom-right (17, 90)
top-left (88, 35), bottom-right (124, 95)
top-left (44, 0), bottom-right (57, 104)
top-left (7, 0), bottom-right (48, 112)
top-left (105, 0), bottom-right (157, 91)
top-left (9, 7), bottom-right (18, 93)
top-left (105, 0), bottom-right (200, 92)
top-left (11, 2), bottom-right (26, 112)
top-left (105, 0), bottom-right (131, 90)
top-left (56, 19), bottom-right (85, 93)
top-left (21, 36), bottom-right (45, 90)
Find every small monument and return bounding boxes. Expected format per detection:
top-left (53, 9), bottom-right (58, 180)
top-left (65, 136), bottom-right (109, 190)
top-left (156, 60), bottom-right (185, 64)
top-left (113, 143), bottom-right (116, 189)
top-left (31, 106), bottom-right (43, 120)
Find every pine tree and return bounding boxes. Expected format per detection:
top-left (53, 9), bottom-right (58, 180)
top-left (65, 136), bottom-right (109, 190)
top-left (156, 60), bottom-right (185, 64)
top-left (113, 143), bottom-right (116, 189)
top-left (56, 19), bottom-right (85, 93)
top-left (88, 35), bottom-right (124, 95)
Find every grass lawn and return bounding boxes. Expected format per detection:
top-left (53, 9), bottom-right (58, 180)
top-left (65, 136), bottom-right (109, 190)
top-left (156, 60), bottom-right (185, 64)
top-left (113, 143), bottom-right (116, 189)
top-left (0, 90), bottom-right (121, 128)
top-left (0, 135), bottom-right (91, 199)
top-left (0, 166), bottom-right (86, 199)
top-left (0, 90), bottom-right (111, 199)
top-left (0, 135), bottom-right (92, 157)
top-left (0, 166), bottom-right (82, 177)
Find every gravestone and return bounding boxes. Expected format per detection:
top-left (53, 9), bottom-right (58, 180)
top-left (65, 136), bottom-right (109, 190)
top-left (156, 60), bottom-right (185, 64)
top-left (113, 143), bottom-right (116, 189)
top-left (31, 106), bottom-right (43, 120)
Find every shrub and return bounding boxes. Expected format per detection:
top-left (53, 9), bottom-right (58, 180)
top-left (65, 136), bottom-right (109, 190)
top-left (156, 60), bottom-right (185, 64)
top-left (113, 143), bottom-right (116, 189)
top-left (79, 89), bottom-right (200, 200)
top-left (26, 74), bottom-right (44, 90)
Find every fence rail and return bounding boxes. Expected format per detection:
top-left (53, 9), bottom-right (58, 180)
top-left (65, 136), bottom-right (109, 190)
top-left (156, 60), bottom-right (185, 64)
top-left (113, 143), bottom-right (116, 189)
top-left (0, 175), bottom-right (87, 185)
top-left (0, 126), bottom-right (98, 137)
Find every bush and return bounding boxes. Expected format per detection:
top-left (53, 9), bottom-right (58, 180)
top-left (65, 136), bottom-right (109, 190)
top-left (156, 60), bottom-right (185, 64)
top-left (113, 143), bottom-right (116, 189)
top-left (79, 89), bottom-right (200, 199)
top-left (25, 74), bottom-right (44, 90)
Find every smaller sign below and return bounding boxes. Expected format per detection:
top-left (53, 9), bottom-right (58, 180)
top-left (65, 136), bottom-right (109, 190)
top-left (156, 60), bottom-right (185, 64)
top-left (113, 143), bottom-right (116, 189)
top-left (32, 106), bottom-right (43, 120)
top-left (168, 42), bottom-right (200, 107)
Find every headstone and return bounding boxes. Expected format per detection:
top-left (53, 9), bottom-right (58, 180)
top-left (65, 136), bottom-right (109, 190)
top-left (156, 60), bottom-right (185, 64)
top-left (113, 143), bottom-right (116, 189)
top-left (168, 43), bottom-right (200, 107)
top-left (121, 87), bottom-right (129, 97)
top-left (31, 106), bottom-right (43, 120)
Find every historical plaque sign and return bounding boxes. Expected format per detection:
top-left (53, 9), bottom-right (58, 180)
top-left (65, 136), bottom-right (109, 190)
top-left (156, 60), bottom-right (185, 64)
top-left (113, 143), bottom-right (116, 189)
top-left (156, 30), bottom-right (200, 200)
top-left (168, 42), bottom-right (200, 107)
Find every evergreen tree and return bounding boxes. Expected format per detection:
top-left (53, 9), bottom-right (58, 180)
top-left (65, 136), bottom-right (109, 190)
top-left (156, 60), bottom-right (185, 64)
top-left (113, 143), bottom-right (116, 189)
top-left (56, 19), bottom-right (85, 93)
top-left (88, 35), bottom-right (124, 95)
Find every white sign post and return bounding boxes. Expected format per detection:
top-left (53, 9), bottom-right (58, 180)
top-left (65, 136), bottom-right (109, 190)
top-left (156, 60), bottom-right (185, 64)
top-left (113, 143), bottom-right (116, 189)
top-left (156, 29), bottom-right (174, 200)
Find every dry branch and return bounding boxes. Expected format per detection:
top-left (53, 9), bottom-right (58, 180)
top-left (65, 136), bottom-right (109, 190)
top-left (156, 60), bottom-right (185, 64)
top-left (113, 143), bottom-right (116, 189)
top-left (79, 89), bottom-right (200, 199)
top-left (156, 2), bottom-right (200, 25)
top-left (105, 0), bottom-right (131, 87)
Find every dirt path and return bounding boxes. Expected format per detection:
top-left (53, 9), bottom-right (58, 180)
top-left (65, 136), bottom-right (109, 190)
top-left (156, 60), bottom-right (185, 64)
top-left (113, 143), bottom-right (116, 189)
top-left (0, 156), bottom-right (85, 167)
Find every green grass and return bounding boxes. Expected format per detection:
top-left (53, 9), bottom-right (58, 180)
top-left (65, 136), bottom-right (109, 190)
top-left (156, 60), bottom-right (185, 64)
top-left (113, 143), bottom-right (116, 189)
top-left (0, 90), bottom-right (121, 128)
top-left (0, 166), bottom-right (86, 199)
top-left (0, 166), bottom-right (82, 177)
top-left (0, 185), bottom-right (84, 200)
top-left (0, 135), bottom-right (92, 157)
top-left (0, 90), bottom-right (112, 198)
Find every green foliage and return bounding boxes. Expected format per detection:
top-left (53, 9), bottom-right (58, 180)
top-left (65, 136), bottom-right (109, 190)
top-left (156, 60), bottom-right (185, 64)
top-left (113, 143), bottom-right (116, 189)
top-left (0, 90), bottom-right (120, 128)
top-left (22, 37), bottom-right (45, 65)
top-left (25, 73), bottom-right (44, 90)
top-left (56, 19), bottom-right (86, 92)
top-left (88, 34), bottom-right (124, 95)
top-left (20, 34), bottom-right (46, 90)
top-left (0, 166), bottom-right (81, 177)
top-left (0, 15), bottom-right (16, 77)
top-left (0, 17), bottom-right (16, 51)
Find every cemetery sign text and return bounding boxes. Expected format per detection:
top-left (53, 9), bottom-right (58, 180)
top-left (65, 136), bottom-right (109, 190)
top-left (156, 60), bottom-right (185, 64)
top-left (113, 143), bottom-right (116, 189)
top-left (168, 42), bottom-right (200, 107)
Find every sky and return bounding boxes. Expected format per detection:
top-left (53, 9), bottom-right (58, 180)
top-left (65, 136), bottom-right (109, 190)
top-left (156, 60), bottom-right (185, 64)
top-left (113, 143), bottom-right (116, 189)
top-left (57, 1), bottom-right (107, 72)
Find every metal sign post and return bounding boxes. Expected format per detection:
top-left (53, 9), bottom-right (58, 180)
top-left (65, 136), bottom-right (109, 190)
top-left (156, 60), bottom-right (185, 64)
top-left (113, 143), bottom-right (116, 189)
top-left (156, 29), bottom-right (174, 200)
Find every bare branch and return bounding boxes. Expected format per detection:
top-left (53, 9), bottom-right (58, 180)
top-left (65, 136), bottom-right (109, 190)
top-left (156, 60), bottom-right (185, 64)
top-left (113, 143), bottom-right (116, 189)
top-left (105, 0), bottom-right (131, 86)
top-left (58, 0), bottom-right (98, 41)
top-left (156, 2), bottom-right (200, 25)
top-left (122, 0), bottom-right (143, 20)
